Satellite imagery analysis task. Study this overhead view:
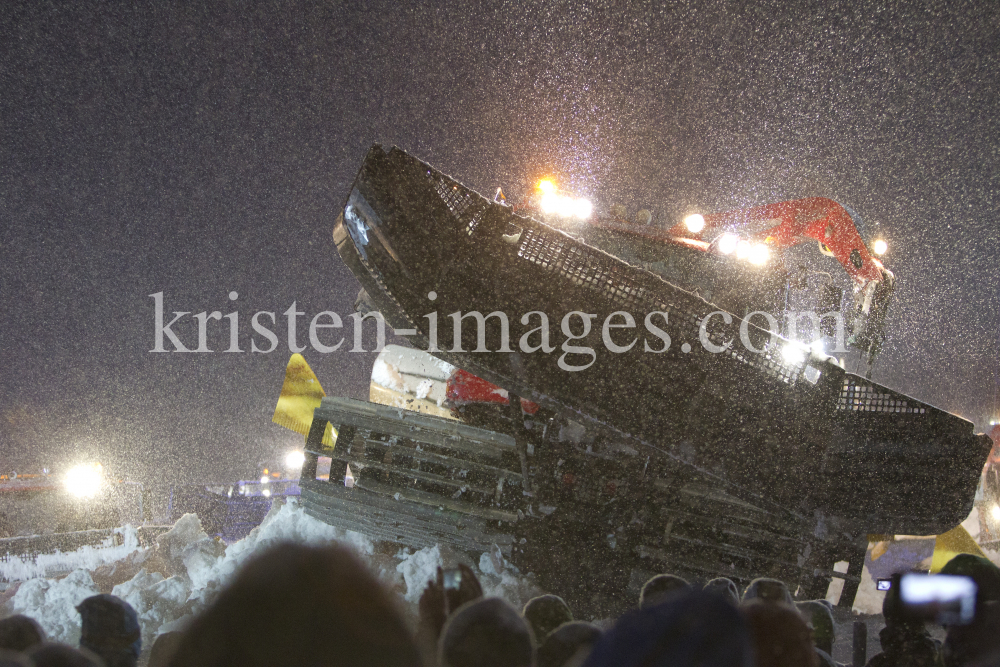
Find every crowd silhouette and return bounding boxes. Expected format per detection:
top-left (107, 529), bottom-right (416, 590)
top-left (0, 542), bottom-right (998, 666)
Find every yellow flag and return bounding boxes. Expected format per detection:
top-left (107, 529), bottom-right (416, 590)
top-left (930, 524), bottom-right (987, 573)
top-left (272, 354), bottom-right (335, 448)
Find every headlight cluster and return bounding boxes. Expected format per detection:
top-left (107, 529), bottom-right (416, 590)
top-left (683, 214), bottom-right (705, 233)
top-left (716, 233), bottom-right (769, 266)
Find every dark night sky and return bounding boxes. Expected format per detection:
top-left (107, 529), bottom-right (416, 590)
top-left (1, 0), bottom-right (998, 483)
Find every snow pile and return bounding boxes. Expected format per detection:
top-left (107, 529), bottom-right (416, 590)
top-left (0, 526), bottom-right (142, 583)
top-left (393, 543), bottom-right (541, 606)
top-left (199, 498), bottom-right (375, 591)
top-left (397, 545), bottom-right (451, 604)
top-left (7, 570), bottom-right (101, 644)
top-left (3, 499), bottom-right (541, 646)
top-left (477, 549), bottom-right (544, 605)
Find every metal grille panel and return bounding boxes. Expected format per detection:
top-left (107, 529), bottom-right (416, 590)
top-left (837, 378), bottom-right (927, 414)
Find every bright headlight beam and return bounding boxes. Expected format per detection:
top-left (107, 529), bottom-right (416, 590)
top-left (556, 196), bottom-right (575, 217)
top-left (748, 244), bottom-right (769, 266)
top-left (538, 179), bottom-right (555, 194)
top-left (717, 234), bottom-right (739, 255)
top-left (781, 344), bottom-right (807, 364)
top-left (65, 463), bottom-right (103, 499)
top-left (684, 214), bottom-right (705, 233)
top-left (540, 193), bottom-right (559, 214)
top-left (541, 192), bottom-right (591, 220)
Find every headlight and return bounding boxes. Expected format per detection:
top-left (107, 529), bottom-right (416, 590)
top-left (717, 233), bottom-right (739, 255)
top-left (781, 344), bottom-right (807, 364)
top-left (748, 244), bottom-right (769, 266)
top-left (541, 193), bottom-right (592, 220)
top-left (872, 239), bottom-right (887, 255)
top-left (719, 235), bottom-right (768, 265)
top-left (285, 450), bottom-right (306, 468)
top-left (556, 196), bottom-right (575, 218)
top-left (683, 214), bottom-right (705, 233)
top-left (540, 192), bottom-right (559, 214)
top-left (64, 463), bottom-right (103, 499)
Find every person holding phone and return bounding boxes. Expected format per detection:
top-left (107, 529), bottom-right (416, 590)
top-left (865, 574), bottom-right (941, 667)
top-left (939, 555), bottom-right (1000, 667)
top-left (417, 564), bottom-right (485, 662)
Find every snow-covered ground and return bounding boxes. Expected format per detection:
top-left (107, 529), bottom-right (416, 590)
top-left (0, 499), bottom-right (541, 646)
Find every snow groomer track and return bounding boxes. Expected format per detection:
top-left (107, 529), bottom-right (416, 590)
top-left (300, 398), bottom-right (523, 555)
top-left (326, 144), bottom-right (990, 606)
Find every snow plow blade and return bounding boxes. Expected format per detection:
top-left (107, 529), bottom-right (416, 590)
top-left (298, 397), bottom-right (524, 555)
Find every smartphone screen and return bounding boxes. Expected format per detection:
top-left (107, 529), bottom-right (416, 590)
top-left (443, 569), bottom-right (462, 590)
top-left (877, 579), bottom-right (892, 591)
top-left (899, 573), bottom-right (977, 625)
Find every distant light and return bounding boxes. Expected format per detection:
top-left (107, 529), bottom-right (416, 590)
top-left (538, 179), bottom-right (556, 194)
top-left (262, 488), bottom-right (271, 498)
top-left (748, 244), bottom-right (770, 266)
top-left (717, 233), bottom-right (739, 255)
top-left (684, 214), bottom-right (705, 233)
top-left (285, 450), bottom-right (306, 468)
top-left (65, 463), bottom-right (103, 499)
top-left (872, 239), bottom-right (888, 256)
top-left (782, 344), bottom-right (806, 364)
top-left (260, 476), bottom-right (270, 485)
